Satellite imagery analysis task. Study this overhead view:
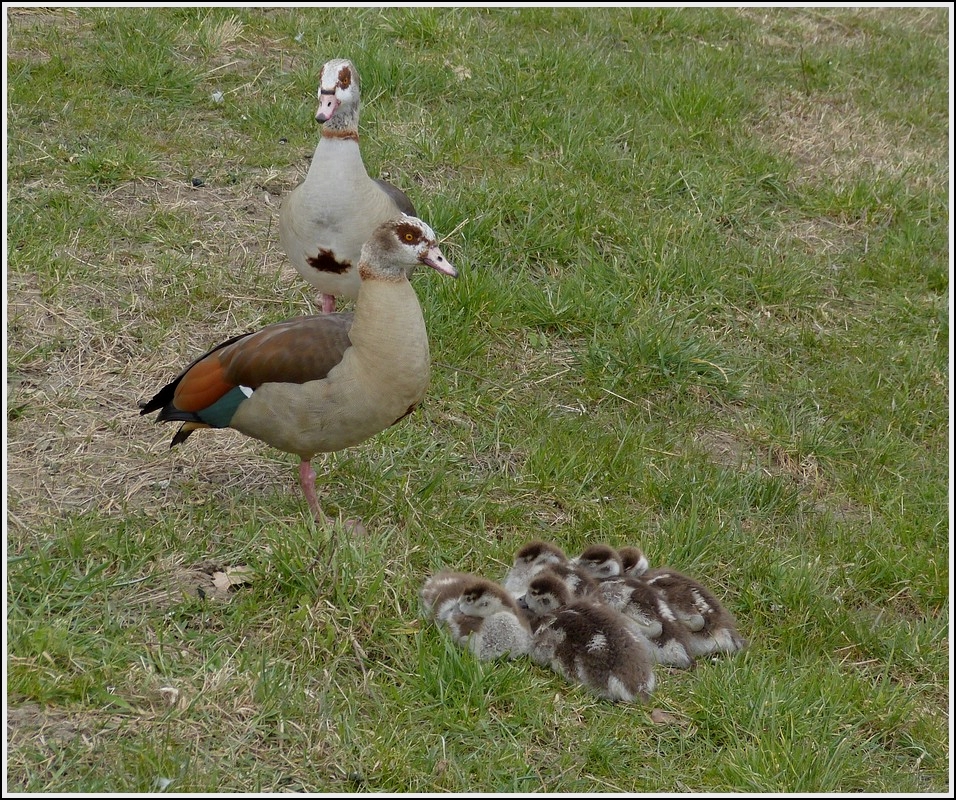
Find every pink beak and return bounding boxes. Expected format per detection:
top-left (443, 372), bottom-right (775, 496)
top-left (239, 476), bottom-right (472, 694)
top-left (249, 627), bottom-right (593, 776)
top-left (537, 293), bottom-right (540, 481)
top-left (315, 93), bottom-right (339, 123)
top-left (421, 245), bottom-right (457, 278)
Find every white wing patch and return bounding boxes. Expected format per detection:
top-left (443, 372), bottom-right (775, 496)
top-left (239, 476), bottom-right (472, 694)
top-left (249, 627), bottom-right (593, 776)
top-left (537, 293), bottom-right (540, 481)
top-left (656, 598), bottom-right (677, 622)
top-left (691, 589), bottom-right (713, 615)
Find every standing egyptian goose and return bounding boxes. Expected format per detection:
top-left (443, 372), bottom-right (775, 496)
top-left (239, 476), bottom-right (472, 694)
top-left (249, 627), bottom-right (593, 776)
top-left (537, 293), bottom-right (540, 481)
top-left (279, 58), bottom-right (417, 313)
top-left (139, 216), bottom-right (456, 527)
top-left (421, 573), bottom-right (532, 660)
top-left (520, 572), bottom-right (656, 704)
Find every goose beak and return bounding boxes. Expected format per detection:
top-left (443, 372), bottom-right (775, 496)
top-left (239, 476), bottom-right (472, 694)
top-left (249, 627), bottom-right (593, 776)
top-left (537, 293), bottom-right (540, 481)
top-left (420, 245), bottom-right (457, 278)
top-left (316, 93), bottom-right (339, 123)
top-left (517, 596), bottom-right (530, 611)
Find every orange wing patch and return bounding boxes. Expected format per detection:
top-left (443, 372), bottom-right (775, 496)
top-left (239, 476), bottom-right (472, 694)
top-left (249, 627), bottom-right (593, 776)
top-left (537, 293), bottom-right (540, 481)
top-left (173, 356), bottom-right (235, 412)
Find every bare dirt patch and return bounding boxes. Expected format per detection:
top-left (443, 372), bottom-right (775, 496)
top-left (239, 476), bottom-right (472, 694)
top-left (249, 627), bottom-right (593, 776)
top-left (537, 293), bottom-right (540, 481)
top-left (695, 427), bottom-right (860, 523)
top-left (7, 702), bottom-right (93, 744)
top-left (5, 168), bottom-right (321, 536)
top-left (741, 7), bottom-right (947, 195)
top-left (754, 91), bottom-right (945, 192)
top-left (4, 7), bottom-right (85, 63)
top-left (744, 6), bottom-right (947, 49)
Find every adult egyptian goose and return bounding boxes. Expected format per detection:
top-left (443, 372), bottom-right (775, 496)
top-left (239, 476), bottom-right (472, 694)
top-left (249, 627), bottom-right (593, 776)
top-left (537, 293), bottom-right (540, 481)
top-left (576, 544), bottom-right (746, 657)
top-left (279, 58), bottom-right (417, 313)
top-left (421, 573), bottom-right (532, 660)
top-left (139, 216), bottom-right (456, 527)
top-left (520, 572), bottom-right (656, 704)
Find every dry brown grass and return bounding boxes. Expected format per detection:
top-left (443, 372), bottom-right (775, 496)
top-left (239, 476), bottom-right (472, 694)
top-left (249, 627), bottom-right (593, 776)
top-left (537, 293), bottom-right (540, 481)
top-left (754, 90), bottom-right (946, 190)
top-left (5, 157), bottom-right (321, 535)
top-left (743, 7), bottom-right (948, 264)
top-left (742, 8), bottom-right (947, 188)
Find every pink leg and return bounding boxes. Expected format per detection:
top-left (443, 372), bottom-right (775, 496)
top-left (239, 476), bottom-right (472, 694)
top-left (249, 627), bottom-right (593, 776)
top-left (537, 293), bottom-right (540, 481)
top-left (298, 459), bottom-right (366, 535)
top-left (299, 460), bottom-right (328, 524)
top-left (321, 293), bottom-right (336, 314)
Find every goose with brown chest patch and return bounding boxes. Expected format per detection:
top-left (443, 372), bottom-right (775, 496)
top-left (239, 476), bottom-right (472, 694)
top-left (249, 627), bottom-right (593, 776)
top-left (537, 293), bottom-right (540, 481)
top-left (280, 58), bottom-right (418, 313)
top-left (520, 572), bottom-right (656, 704)
top-left (139, 216), bottom-right (456, 528)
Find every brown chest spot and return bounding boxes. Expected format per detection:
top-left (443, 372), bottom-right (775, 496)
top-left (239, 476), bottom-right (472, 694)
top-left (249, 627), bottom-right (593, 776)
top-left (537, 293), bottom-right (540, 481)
top-left (391, 402), bottom-right (420, 427)
top-left (308, 249), bottom-right (351, 274)
top-left (321, 128), bottom-right (359, 142)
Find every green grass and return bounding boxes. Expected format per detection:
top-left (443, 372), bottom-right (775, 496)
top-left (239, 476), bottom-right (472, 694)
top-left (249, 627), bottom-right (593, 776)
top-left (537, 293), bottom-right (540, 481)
top-left (5, 6), bottom-right (950, 793)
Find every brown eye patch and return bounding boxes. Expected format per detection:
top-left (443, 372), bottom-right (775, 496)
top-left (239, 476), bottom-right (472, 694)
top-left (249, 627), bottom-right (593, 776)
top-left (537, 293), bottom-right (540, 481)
top-left (394, 222), bottom-right (423, 245)
top-left (338, 66), bottom-right (351, 88)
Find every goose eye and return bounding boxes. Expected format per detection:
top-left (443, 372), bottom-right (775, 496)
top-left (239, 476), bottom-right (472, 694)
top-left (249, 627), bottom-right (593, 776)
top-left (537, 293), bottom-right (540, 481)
top-left (404, 232), bottom-right (415, 242)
